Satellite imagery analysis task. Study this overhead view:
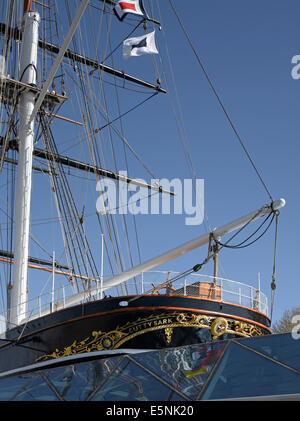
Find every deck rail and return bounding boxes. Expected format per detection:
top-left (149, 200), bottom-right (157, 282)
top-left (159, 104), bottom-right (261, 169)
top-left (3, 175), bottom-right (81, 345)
top-left (0, 270), bottom-right (268, 331)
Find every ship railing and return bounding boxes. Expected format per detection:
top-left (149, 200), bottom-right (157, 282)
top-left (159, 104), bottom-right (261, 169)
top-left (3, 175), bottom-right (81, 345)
top-left (0, 270), bottom-right (268, 331)
top-left (130, 271), bottom-right (268, 316)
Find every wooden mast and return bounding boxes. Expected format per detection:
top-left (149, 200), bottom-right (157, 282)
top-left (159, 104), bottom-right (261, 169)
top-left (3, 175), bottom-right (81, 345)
top-left (23, 0), bottom-right (33, 13)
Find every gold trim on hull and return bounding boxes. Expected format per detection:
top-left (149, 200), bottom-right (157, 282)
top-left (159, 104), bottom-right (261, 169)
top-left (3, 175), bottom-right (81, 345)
top-left (36, 312), bottom-right (266, 362)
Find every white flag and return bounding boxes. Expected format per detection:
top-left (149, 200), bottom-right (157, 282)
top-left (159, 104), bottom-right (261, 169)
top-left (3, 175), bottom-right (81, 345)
top-left (123, 31), bottom-right (158, 59)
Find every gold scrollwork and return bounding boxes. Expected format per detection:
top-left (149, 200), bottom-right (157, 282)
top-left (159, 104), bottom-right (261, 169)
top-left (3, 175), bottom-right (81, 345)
top-left (36, 329), bottom-right (125, 362)
top-left (210, 317), bottom-right (228, 339)
top-left (35, 311), bottom-right (265, 363)
top-left (176, 313), bottom-right (187, 323)
top-left (164, 327), bottom-right (173, 344)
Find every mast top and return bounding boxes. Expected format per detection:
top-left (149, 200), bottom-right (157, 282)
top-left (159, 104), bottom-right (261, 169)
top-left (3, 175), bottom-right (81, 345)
top-left (24, 0), bottom-right (33, 14)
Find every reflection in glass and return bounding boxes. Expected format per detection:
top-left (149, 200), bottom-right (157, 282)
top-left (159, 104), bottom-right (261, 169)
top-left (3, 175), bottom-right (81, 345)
top-left (236, 333), bottom-right (300, 372)
top-left (0, 333), bottom-right (299, 401)
top-left (45, 357), bottom-right (122, 400)
top-left (0, 373), bottom-right (58, 401)
top-left (89, 357), bottom-right (185, 401)
top-left (131, 342), bottom-right (225, 399)
top-left (200, 342), bottom-right (300, 400)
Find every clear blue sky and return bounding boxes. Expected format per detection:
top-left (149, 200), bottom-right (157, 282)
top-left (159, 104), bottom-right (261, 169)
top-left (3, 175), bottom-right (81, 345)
top-left (111, 0), bottom-right (300, 325)
top-left (10, 0), bottom-right (298, 327)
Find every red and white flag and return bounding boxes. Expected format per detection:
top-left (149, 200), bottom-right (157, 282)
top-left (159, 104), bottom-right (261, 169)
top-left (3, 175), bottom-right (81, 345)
top-left (114, 0), bottom-right (147, 21)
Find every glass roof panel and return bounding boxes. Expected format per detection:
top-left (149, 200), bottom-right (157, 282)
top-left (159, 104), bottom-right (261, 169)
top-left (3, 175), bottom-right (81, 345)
top-left (89, 356), bottom-right (186, 401)
top-left (43, 357), bottom-right (122, 401)
top-left (1, 333), bottom-right (298, 401)
top-left (130, 341), bottom-right (226, 400)
top-left (235, 333), bottom-right (300, 372)
top-left (200, 342), bottom-right (300, 400)
top-left (0, 372), bottom-right (59, 401)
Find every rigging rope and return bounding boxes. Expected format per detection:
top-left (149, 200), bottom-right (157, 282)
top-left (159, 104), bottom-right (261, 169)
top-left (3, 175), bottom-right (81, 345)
top-left (168, 0), bottom-right (274, 203)
top-left (155, 0), bottom-right (218, 252)
top-left (107, 26), bottom-right (146, 291)
top-left (67, 3), bottom-right (142, 295)
top-left (97, 19), bottom-right (144, 65)
top-left (39, 113), bottom-right (100, 283)
top-left (60, 27), bottom-right (159, 290)
top-left (94, 91), bottom-right (158, 133)
top-left (86, 10), bottom-right (130, 294)
top-left (215, 212), bottom-right (275, 250)
top-left (147, 207), bottom-right (278, 293)
top-left (270, 210), bottom-right (279, 321)
top-left (63, 1), bottom-right (125, 290)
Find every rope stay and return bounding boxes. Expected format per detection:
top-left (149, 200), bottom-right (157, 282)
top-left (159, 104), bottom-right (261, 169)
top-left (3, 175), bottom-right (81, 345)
top-left (168, 0), bottom-right (274, 203)
top-left (270, 210), bottom-right (279, 321)
top-left (140, 206), bottom-right (280, 304)
top-left (168, 0), bottom-right (283, 317)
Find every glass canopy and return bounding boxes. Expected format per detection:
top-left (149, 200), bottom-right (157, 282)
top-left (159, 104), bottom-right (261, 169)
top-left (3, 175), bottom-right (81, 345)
top-left (0, 333), bottom-right (299, 401)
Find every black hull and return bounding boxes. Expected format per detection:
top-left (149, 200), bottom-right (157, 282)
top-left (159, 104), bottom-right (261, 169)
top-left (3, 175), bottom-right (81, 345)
top-left (0, 294), bottom-right (271, 375)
